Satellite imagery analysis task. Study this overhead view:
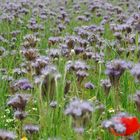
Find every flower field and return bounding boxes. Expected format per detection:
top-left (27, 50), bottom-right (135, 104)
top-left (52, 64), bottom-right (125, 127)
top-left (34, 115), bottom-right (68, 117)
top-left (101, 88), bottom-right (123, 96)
top-left (0, 0), bottom-right (140, 139)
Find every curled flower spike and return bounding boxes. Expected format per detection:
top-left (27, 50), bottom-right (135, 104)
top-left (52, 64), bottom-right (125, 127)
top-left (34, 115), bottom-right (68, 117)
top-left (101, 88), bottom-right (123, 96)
top-left (31, 56), bottom-right (50, 75)
top-left (102, 112), bottom-right (140, 136)
top-left (65, 98), bottom-right (93, 132)
top-left (65, 98), bottom-right (93, 117)
top-left (101, 79), bottom-right (111, 96)
top-left (48, 48), bottom-right (61, 58)
top-left (133, 90), bottom-right (140, 112)
top-left (0, 46), bottom-right (6, 56)
top-left (48, 37), bottom-right (62, 46)
top-left (105, 59), bottom-right (128, 87)
top-left (65, 36), bottom-right (76, 50)
top-left (22, 34), bottom-right (40, 48)
top-left (0, 129), bottom-right (16, 140)
top-left (131, 63), bottom-right (140, 83)
top-left (84, 82), bottom-right (95, 89)
top-left (21, 48), bottom-right (39, 61)
top-left (76, 70), bottom-right (88, 84)
top-left (10, 78), bottom-right (33, 93)
top-left (24, 124), bottom-right (39, 135)
top-left (14, 110), bottom-right (27, 121)
top-left (13, 68), bottom-right (27, 76)
top-left (40, 65), bottom-right (61, 101)
top-left (7, 94), bottom-right (31, 111)
top-left (66, 60), bottom-right (89, 72)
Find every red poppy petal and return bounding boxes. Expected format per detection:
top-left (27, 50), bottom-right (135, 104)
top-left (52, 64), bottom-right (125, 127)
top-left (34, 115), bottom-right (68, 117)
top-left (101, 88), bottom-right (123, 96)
top-left (120, 117), bottom-right (140, 136)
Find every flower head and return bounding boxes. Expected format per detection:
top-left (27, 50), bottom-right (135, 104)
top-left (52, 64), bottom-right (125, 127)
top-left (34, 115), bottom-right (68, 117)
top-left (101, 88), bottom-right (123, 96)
top-left (105, 59), bottom-right (128, 86)
top-left (0, 46), bottom-right (6, 56)
top-left (21, 48), bottom-right (39, 61)
top-left (10, 78), bottom-right (33, 93)
top-left (0, 130), bottom-right (16, 140)
top-left (133, 90), bottom-right (140, 111)
top-left (24, 124), bottom-right (39, 135)
top-left (65, 98), bottom-right (93, 132)
top-left (14, 110), bottom-right (27, 120)
top-left (22, 34), bottom-right (40, 48)
top-left (40, 65), bottom-right (61, 101)
top-left (84, 82), bottom-right (95, 89)
top-left (101, 79), bottom-right (111, 96)
top-left (7, 94), bottom-right (31, 111)
top-left (65, 98), bottom-right (93, 118)
top-left (102, 112), bottom-right (140, 136)
top-left (31, 56), bottom-right (50, 75)
top-left (131, 63), bottom-right (140, 83)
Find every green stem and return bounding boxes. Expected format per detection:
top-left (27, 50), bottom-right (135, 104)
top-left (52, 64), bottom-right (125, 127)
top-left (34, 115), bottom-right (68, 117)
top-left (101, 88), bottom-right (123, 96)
top-left (30, 135), bottom-right (33, 140)
top-left (114, 136), bottom-right (117, 140)
top-left (39, 84), bottom-right (44, 129)
top-left (76, 133), bottom-right (83, 140)
top-left (114, 81), bottom-right (120, 112)
top-left (19, 120), bottom-right (23, 139)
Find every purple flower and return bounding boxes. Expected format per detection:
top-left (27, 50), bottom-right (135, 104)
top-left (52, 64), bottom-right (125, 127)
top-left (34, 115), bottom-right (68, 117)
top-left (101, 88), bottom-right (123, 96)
top-left (65, 98), bottom-right (93, 118)
top-left (7, 94), bottom-right (31, 111)
top-left (101, 79), bottom-right (111, 95)
top-left (84, 82), bottom-right (95, 89)
top-left (133, 90), bottom-right (140, 112)
top-left (131, 63), bottom-right (140, 83)
top-left (10, 78), bottom-right (33, 93)
top-left (105, 59), bottom-right (128, 86)
top-left (24, 124), bottom-right (39, 135)
top-left (22, 34), bottom-right (40, 48)
top-left (0, 130), bottom-right (16, 140)
top-left (65, 98), bottom-right (93, 132)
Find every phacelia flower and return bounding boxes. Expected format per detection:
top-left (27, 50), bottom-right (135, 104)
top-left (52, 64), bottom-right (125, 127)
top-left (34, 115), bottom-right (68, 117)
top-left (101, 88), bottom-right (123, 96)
top-left (65, 98), bottom-right (93, 132)
top-left (41, 65), bottom-right (61, 101)
top-left (101, 79), bottom-right (111, 96)
top-left (133, 90), bottom-right (140, 112)
top-left (24, 124), bottom-right (39, 135)
top-left (31, 56), bottom-right (50, 75)
top-left (84, 82), bottom-right (95, 89)
top-left (0, 129), bottom-right (16, 140)
top-left (22, 34), bottom-right (40, 48)
top-left (21, 48), bottom-right (39, 61)
top-left (105, 59), bottom-right (128, 86)
top-left (10, 78), bottom-right (33, 93)
top-left (7, 94), bottom-right (31, 111)
top-left (131, 63), bottom-right (140, 83)
top-left (14, 110), bottom-right (27, 120)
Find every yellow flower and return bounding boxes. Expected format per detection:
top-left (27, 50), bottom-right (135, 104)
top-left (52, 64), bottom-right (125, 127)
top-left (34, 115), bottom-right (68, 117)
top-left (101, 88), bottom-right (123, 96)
top-left (89, 96), bottom-right (96, 101)
top-left (108, 108), bottom-right (115, 113)
top-left (21, 136), bottom-right (28, 140)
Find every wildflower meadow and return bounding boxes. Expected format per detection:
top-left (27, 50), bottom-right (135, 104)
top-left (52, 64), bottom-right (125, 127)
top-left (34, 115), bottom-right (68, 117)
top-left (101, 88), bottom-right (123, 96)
top-left (0, 0), bottom-right (140, 140)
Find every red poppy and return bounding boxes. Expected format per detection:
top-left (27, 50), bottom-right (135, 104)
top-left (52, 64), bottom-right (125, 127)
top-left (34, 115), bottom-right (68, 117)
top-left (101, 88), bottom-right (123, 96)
top-left (110, 117), bottom-right (140, 136)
